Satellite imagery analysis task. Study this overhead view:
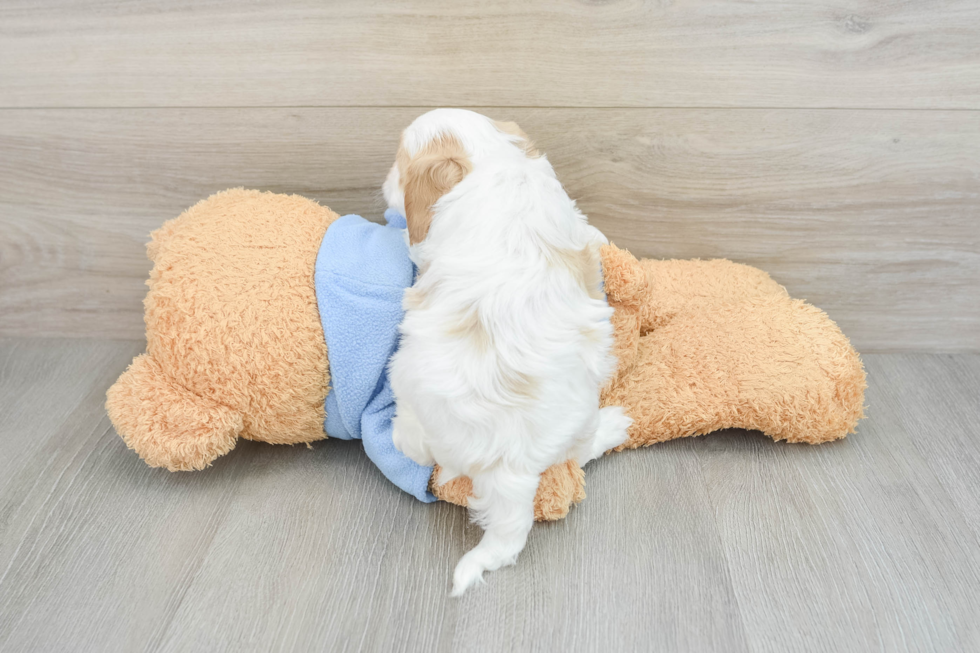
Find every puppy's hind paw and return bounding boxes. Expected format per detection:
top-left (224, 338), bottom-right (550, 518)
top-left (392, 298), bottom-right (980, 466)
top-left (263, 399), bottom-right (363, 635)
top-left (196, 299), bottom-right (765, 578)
top-left (594, 405), bottom-right (632, 454)
top-left (451, 551), bottom-right (488, 597)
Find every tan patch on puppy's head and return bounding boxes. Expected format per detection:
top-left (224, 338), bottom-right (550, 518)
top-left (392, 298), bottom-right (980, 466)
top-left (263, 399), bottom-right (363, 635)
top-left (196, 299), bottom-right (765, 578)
top-left (493, 120), bottom-right (540, 158)
top-left (400, 134), bottom-right (472, 244)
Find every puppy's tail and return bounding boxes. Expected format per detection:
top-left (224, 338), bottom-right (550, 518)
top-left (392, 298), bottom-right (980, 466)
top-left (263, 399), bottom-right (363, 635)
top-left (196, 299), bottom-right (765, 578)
top-left (452, 466), bottom-right (540, 595)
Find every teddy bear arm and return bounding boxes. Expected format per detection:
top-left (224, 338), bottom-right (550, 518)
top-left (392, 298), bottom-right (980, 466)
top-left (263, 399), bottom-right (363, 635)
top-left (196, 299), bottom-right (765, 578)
top-left (635, 258), bottom-right (790, 332)
top-left (600, 244), bottom-right (786, 332)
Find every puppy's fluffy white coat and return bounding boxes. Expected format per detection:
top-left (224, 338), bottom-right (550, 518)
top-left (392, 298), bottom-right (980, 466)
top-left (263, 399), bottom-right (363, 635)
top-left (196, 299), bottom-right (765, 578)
top-left (384, 109), bottom-right (631, 595)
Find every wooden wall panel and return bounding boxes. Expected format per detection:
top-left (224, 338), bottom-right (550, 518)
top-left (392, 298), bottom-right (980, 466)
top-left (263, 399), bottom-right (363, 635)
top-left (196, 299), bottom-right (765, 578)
top-left (1, 0), bottom-right (979, 109)
top-left (1, 108), bottom-right (977, 350)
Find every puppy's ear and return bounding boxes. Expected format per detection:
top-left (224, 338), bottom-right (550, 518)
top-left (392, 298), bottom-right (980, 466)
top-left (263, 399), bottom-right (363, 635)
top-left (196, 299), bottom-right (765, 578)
top-left (494, 120), bottom-right (540, 158)
top-left (403, 136), bottom-right (471, 244)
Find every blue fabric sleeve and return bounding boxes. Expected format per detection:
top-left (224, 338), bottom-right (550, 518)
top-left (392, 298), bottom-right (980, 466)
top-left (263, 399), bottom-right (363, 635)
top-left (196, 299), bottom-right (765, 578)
top-left (315, 213), bottom-right (435, 502)
top-left (362, 381), bottom-right (436, 503)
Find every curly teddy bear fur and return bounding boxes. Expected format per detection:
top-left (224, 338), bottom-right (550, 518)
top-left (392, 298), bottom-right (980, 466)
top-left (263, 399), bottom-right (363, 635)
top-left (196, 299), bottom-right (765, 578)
top-left (107, 189), bottom-right (865, 520)
top-left (107, 190), bottom-right (338, 471)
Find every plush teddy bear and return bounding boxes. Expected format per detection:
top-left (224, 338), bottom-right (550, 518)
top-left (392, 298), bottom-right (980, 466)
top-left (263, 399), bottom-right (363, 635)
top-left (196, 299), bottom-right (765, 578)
top-left (107, 188), bottom-right (865, 520)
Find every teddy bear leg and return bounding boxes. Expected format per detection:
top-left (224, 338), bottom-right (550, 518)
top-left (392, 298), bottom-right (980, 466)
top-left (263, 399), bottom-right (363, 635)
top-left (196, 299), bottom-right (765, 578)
top-left (430, 459), bottom-right (586, 522)
top-left (106, 354), bottom-right (244, 471)
top-left (601, 298), bottom-right (866, 448)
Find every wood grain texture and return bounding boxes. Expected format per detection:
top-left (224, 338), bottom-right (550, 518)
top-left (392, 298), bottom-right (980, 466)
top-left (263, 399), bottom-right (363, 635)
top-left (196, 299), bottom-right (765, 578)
top-left (696, 355), bottom-right (980, 651)
top-left (2, 0), bottom-right (979, 109)
top-left (2, 2), bottom-right (977, 650)
top-left (1, 108), bottom-right (977, 350)
top-left (1, 339), bottom-right (979, 652)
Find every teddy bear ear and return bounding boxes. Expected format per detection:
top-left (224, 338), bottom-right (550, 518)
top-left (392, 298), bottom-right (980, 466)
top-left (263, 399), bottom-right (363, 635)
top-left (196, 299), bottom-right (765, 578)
top-left (600, 243), bottom-right (648, 310)
top-left (107, 354), bottom-right (243, 471)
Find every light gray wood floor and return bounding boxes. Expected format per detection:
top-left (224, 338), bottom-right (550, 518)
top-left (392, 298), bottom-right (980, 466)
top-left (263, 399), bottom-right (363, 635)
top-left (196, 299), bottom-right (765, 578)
top-left (1, 338), bottom-right (978, 652)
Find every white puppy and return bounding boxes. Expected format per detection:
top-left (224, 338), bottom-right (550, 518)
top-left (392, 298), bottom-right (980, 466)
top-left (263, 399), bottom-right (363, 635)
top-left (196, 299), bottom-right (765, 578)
top-left (384, 109), bottom-right (631, 595)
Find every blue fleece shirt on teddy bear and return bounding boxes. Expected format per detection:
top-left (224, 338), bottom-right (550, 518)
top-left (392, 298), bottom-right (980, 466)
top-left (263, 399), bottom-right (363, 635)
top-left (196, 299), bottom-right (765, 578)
top-left (314, 209), bottom-right (436, 503)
